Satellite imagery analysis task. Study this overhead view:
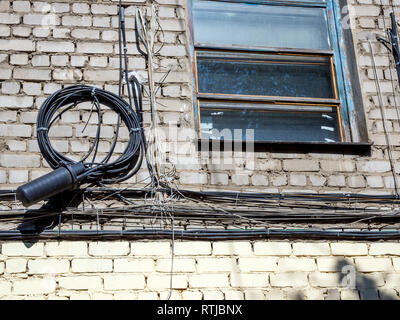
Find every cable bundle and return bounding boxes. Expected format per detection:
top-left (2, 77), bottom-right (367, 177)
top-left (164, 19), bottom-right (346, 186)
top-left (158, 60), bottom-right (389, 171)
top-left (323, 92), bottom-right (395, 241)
top-left (17, 85), bottom-right (144, 207)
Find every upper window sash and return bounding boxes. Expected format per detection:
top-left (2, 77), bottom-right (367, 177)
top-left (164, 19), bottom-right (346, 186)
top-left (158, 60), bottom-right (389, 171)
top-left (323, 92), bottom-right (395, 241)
top-left (192, 0), bottom-right (332, 52)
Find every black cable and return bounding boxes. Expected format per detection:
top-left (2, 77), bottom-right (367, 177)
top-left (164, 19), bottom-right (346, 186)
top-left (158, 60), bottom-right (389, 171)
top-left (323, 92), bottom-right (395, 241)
top-left (37, 85), bottom-right (143, 185)
top-left (0, 228), bottom-right (400, 241)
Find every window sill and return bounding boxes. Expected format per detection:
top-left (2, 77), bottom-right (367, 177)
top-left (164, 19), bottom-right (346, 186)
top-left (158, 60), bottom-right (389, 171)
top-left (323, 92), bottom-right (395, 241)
top-left (197, 139), bottom-right (372, 155)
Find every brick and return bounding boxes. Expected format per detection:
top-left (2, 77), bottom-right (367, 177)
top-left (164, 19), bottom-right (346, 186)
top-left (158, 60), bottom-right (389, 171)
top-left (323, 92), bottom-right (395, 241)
top-left (159, 45), bottom-right (186, 57)
top-left (113, 292), bottom-right (138, 300)
top-left (72, 3), bottom-right (89, 14)
top-left (147, 275), bottom-right (187, 289)
top-left (32, 55), bottom-right (50, 67)
top-left (182, 290), bottom-right (203, 300)
top-left (6, 140), bottom-right (25, 151)
top-left (213, 242), bottom-right (252, 256)
top-left (0, 154), bottom-right (40, 168)
top-left (5, 259), bottom-right (27, 273)
top-left (131, 242), bottom-right (170, 256)
top-left (84, 70), bottom-right (119, 82)
top-left (103, 275), bottom-right (145, 290)
top-left (317, 257), bottom-right (353, 272)
top-left (0, 124), bottom-right (31, 137)
top-left (0, 39), bottom-right (34, 51)
top-left (156, 258), bottom-right (195, 273)
top-left (203, 290), bottom-right (224, 300)
top-left (14, 279), bottom-right (56, 295)
top-left (12, 26), bottom-right (31, 37)
top-left (50, 3), bottom-right (69, 13)
top-left (0, 95), bottom-right (33, 109)
top-left (23, 13), bottom-right (59, 26)
top-left (309, 272), bottom-right (340, 287)
top-left (179, 172), bottom-right (207, 184)
top-left (0, 13), bottom-right (20, 24)
top-left (13, 1), bottom-right (30, 13)
top-left (114, 258), bottom-right (155, 273)
top-left (320, 160), bottom-right (355, 172)
top-left (71, 29), bottom-right (99, 40)
top-left (358, 161), bottom-right (391, 173)
top-left (331, 243), bottom-right (368, 256)
top-left (230, 273), bottom-right (269, 288)
top-left (9, 170), bottom-right (28, 183)
top-left (224, 290), bottom-right (244, 300)
top-left (37, 41), bottom-right (74, 53)
top-left (251, 174), bottom-right (268, 185)
top-left (10, 53), bottom-right (28, 66)
top-left (254, 242), bottom-right (291, 256)
top-left (62, 16), bottom-right (91, 27)
top-left (328, 175), bottom-right (346, 187)
top-left (355, 258), bottom-right (392, 272)
top-left (1, 82), bottom-right (20, 95)
top-left (0, 282), bottom-right (11, 295)
top-left (48, 126), bottom-right (73, 137)
top-left (70, 293), bottom-right (91, 300)
top-left (197, 258), bottom-right (237, 272)
top-left (77, 42), bottom-right (113, 54)
top-left (33, 27), bottom-right (50, 37)
top-left (293, 243), bottom-right (331, 256)
top-left (28, 259), bottom-right (70, 274)
top-left (341, 290), bottom-right (360, 300)
top-left (270, 272), bottom-right (308, 287)
top-left (14, 68), bottom-right (51, 80)
top-left (51, 55), bottom-right (69, 67)
top-left (369, 243), bottom-right (400, 255)
top-left (231, 174), bottom-right (250, 185)
top-left (278, 258), bottom-right (316, 272)
top-left (23, 82), bottom-right (41, 95)
top-left (283, 160), bottom-right (319, 171)
top-left (45, 241), bottom-right (88, 256)
top-left (0, 111), bottom-right (17, 122)
top-left (58, 276), bottom-right (102, 290)
top-left (89, 242), bottom-right (130, 256)
top-left (173, 241), bottom-right (212, 256)
top-left (189, 274), bottom-right (229, 288)
top-left (0, 1), bottom-right (9, 12)
top-left (138, 292), bottom-right (158, 300)
top-left (91, 4), bottom-right (118, 15)
top-left (71, 259), bottom-right (112, 273)
top-left (210, 173), bottom-right (229, 185)
top-left (0, 69), bottom-right (12, 80)
top-left (2, 243), bottom-right (43, 257)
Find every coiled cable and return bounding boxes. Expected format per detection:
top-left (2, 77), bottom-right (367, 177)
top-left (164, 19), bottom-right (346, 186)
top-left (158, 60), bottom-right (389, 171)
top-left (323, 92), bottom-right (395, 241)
top-left (37, 84), bottom-right (143, 184)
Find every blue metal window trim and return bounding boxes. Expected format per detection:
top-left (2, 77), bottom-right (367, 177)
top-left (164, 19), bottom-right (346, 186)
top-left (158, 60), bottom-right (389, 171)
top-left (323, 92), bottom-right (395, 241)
top-left (186, 0), bottom-right (357, 142)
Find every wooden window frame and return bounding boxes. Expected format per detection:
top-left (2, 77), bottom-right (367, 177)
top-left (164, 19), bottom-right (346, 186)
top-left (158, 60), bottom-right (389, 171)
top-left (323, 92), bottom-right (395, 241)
top-left (185, 0), bottom-right (366, 144)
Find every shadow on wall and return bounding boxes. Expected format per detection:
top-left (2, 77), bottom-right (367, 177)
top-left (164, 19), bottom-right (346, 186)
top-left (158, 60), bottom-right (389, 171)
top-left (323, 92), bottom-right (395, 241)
top-left (291, 259), bottom-right (399, 300)
top-left (335, 259), bottom-right (397, 300)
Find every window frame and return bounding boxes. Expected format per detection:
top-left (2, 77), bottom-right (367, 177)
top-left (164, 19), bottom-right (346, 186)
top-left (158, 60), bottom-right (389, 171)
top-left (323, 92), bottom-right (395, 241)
top-left (185, 0), bottom-right (363, 144)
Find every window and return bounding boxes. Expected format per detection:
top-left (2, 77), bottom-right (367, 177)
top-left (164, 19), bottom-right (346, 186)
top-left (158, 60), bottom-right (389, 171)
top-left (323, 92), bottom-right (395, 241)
top-left (186, 0), bottom-right (362, 143)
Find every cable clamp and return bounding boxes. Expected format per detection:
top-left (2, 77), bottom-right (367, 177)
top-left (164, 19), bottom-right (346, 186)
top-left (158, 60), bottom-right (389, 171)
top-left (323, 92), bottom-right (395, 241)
top-left (91, 87), bottom-right (96, 97)
top-left (130, 128), bottom-right (141, 133)
top-left (37, 127), bottom-right (48, 132)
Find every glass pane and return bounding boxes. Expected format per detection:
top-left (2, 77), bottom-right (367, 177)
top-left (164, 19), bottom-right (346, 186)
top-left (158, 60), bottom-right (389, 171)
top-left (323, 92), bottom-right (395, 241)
top-left (200, 105), bottom-right (341, 142)
top-left (192, 0), bottom-right (330, 50)
top-left (197, 52), bottom-right (335, 99)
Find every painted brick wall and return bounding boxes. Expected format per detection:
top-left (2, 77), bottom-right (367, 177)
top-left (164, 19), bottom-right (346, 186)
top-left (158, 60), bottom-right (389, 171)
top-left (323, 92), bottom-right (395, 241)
top-left (1, 0), bottom-right (400, 300)
top-left (0, 240), bottom-right (399, 300)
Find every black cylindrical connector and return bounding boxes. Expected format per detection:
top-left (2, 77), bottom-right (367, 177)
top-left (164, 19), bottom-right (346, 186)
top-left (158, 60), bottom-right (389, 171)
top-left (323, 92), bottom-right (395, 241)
top-left (16, 163), bottom-right (86, 207)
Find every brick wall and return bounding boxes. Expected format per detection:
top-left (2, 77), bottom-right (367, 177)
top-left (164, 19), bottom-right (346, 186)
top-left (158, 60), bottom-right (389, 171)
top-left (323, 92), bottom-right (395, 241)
top-left (0, 240), bottom-right (399, 300)
top-left (1, 0), bottom-right (400, 299)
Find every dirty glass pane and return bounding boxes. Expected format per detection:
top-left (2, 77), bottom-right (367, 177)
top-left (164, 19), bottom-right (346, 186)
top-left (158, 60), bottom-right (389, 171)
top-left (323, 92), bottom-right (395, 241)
top-left (200, 105), bottom-right (340, 142)
top-left (192, 0), bottom-right (330, 50)
top-left (197, 52), bottom-right (335, 99)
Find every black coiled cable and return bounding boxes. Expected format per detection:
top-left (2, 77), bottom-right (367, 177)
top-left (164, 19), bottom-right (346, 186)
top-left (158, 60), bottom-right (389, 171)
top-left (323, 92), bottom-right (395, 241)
top-left (37, 84), bottom-right (143, 184)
